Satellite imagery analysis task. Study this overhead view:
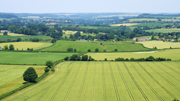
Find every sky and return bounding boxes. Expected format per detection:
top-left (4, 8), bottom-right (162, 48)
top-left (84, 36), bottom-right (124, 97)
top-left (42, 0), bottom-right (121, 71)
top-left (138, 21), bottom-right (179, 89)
top-left (0, 0), bottom-right (180, 13)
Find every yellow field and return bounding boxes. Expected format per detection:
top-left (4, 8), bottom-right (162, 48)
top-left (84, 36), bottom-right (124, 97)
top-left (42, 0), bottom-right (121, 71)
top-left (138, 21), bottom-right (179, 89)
top-left (0, 42), bottom-right (53, 50)
top-left (0, 65), bottom-right (45, 96)
top-left (62, 30), bottom-right (97, 38)
top-left (137, 41), bottom-right (180, 49)
top-left (0, 33), bottom-right (27, 36)
top-left (129, 19), bottom-right (158, 22)
top-left (87, 49), bottom-right (180, 60)
top-left (110, 23), bottom-right (140, 26)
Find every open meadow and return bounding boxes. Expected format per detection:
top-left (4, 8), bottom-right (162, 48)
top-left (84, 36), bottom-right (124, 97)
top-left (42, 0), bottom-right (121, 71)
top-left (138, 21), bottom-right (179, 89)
top-left (0, 42), bottom-right (53, 50)
top-left (0, 51), bottom-right (74, 65)
top-left (0, 33), bottom-right (27, 36)
top-left (137, 41), bottom-right (180, 49)
top-left (0, 65), bottom-right (45, 97)
top-left (129, 18), bottom-right (158, 22)
top-left (145, 29), bottom-right (180, 33)
top-left (5, 61), bottom-right (180, 101)
top-left (41, 41), bottom-right (150, 52)
top-left (110, 23), bottom-right (140, 26)
top-left (87, 49), bottom-right (180, 60)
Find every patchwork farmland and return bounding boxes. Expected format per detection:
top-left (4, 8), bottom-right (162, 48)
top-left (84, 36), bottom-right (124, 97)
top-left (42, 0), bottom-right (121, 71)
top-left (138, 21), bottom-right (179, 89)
top-left (5, 61), bottom-right (180, 101)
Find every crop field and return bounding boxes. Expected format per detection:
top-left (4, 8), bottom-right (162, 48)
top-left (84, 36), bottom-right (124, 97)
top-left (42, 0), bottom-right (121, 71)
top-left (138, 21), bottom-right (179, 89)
top-left (5, 61), bottom-right (180, 101)
top-left (110, 23), bottom-right (140, 26)
top-left (129, 18), bottom-right (158, 22)
top-left (145, 29), bottom-right (180, 33)
top-left (0, 42), bottom-right (52, 50)
top-left (0, 32), bottom-right (27, 36)
top-left (0, 35), bottom-right (52, 41)
top-left (0, 65), bottom-right (45, 96)
top-left (0, 51), bottom-right (74, 65)
top-left (62, 30), bottom-right (97, 38)
top-left (137, 41), bottom-right (180, 49)
top-left (87, 49), bottom-right (180, 60)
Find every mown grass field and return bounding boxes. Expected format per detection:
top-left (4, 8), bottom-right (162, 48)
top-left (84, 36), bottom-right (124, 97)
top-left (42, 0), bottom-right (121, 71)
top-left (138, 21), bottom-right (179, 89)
top-left (0, 51), bottom-right (74, 65)
top-left (0, 35), bottom-right (52, 41)
top-left (87, 49), bottom-right (180, 60)
top-left (41, 41), bottom-right (104, 52)
top-left (41, 41), bottom-right (150, 52)
top-left (5, 61), bottom-right (180, 101)
top-left (137, 41), bottom-right (180, 49)
top-left (110, 23), bottom-right (140, 26)
top-left (0, 42), bottom-right (52, 50)
top-left (0, 32), bottom-right (27, 36)
top-left (0, 65), bottom-right (45, 96)
top-left (129, 18), bottom-right (158, 22)
top-left (145, 29), bottom-right (180, 33)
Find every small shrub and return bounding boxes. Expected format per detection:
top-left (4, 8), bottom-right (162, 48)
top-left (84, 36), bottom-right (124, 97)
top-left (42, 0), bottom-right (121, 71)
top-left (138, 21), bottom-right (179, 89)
top-left (64, 56), bottom-right (69, 61)
top-left (67, 48), bottom-right (73, 52)
top-left (74, 49), bottom-right (76, 52)
top-left (46, 61), bottom-right (53, 68)
top-left (103, 49), bottom-right (106, 52)
top-left (114, 49), bottom-right (118, 52)
top-left (44, 67), bottom-right (50, 72)
top-left (95, 48), bottom-right (99, 52)
top-left (87, 49), bottom-right (91, 52)
top-left (105, 58), bottom-right (107, 61)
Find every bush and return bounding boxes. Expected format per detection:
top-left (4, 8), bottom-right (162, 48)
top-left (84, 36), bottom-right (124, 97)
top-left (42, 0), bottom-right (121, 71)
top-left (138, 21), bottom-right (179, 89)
top-left (67, 48), bottom-right (73, 52)
top-left (82, 55), bottom-right (88, 61)
top-left (87, 49), bottom-right (91, 52)
top-left (114, 49), bottom-right (118, 52)
top-left (70, 54), bottom-right (79, 61)
top-left (105, 58), bottom-right (107, 61)
top-left (9, 44), bottom-right (14, 50)
top-left (64, 56), bottom-right (69, 61)
top-left (103, 49), bottom-right (106, 52)
top-left (95, 48), bottom-right (99, 52)
top-left (4, 45), bottom-right (8, 50)
top-left (44, 67), bottom-right (50, 72)
top-left (46, 61), bottom-right (53, 68)
top-left (23, 67), bottom-right (38, 82)
top-left (74, 49), bottom-right (76, 52)
top-left (16, 38), bottom-right (22, 42)
top-left (145, 56), bottom-right (155, 61)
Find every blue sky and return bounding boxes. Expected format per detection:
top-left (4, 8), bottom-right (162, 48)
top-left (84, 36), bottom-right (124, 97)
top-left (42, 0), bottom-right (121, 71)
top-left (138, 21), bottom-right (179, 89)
top-left (1, 0), bottom-right (180, 13)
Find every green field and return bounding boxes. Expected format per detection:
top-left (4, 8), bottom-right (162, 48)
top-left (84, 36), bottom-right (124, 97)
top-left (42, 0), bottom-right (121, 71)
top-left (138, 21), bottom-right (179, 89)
top-left (129, 18), bottom-right (158, 22)
top-left (87, 49), bottom-right (180, 60)
top-left (41, 41), bottom-right (150, 52)
top-left (79, 26), bottom-right (111, 29)
top-left (137, 41), bottom-right (180, 49)
top-left (0, 35), bottom-right (52, 41)
top-left (41, 41), bottom-right (104, 52)
top-left (0, 42), bottom-right (52, 50)
top-left (145, 29), bottom-right (180, 33)
top-left (0, 51), bottom-right (74, 65)
top-left (5, 61), bottom-right (180, 101)
top-left (0, 65), bottom-right (45, 96)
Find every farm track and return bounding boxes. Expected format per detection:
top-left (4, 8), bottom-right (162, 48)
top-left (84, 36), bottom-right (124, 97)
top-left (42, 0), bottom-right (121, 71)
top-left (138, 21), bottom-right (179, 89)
top-left (76, 62), bottom-right (89, 101)
top-left (116, 63), bottom-right (135, 101)
top-left (123, 63), bottom-right (149, 101)
top-left (149, 63), bottom-right (180, 92)
top-left (109, 62), bottom-right (121, 101)
top-left (90, 62), bottom-right (96, 101)
top-left (130, 63), bottom-right (163, 101)
top-left (63, 62), bottom-right (82, 101)
top-left (101, 62), bottom-right (107, 101)
top-left (137, 63), bottom-right (177, 99)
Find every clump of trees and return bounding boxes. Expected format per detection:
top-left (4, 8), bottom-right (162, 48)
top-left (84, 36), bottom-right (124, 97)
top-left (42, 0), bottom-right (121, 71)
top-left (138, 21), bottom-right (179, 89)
top-left (46, 61), bottom-right (53, 68)
top-left (64, 54), bottom-right (95, 61)
top-left (23, 67), bottom-right (38, 83)
top-left (115, 56), bottom-right (171, 61)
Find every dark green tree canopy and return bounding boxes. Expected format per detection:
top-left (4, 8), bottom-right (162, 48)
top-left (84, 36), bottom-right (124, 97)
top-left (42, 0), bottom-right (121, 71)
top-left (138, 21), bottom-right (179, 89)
top-left (23, 67), bottom-right (38, 82)
top-left (46, 61), bottom-right (53, 68)
top-left (9, 44), bottom-right (14, 50)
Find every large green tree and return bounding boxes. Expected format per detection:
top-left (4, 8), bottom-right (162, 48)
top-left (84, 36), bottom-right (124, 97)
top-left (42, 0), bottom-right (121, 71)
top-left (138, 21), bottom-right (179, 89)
top-left (23, 67), bottom-right (38, 82)
top-left (9, 44), bottom-right (14, 50)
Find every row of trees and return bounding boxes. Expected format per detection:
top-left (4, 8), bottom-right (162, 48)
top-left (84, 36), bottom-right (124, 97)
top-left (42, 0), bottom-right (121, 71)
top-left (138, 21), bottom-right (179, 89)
top-left (115, 56), bottom-right (171, 61)
top-left (64, 54), bottom-right (94, 61)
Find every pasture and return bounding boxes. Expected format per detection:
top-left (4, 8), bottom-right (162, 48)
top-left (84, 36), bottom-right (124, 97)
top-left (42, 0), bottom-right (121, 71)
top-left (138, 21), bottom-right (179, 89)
top-left (145, 29), bottom-right (180, 33)
top-left (87, 49), bottom-right (180, 60)
top-left (0, 65), bottom-right (45, 96)
top-left (0, 42), bottom-right (52, 50)
top-left (5, 61), bottom-right (180, 101)
top-left (41, 41), bottom-right (150, 52)
top-left (62, 30), bottom-right (97, 38)
top-left (110, 23), bottom-right (139, 26)
top-left (129, 18), bottom-right (158, 22)
top-left (137, 41), bottom-right (180, 49)
top-left (0, 51), bottom-right (74, 65)
top-left (0, 35), bottom-right (52, 41)
top-left (0, 32), bottom-right (27, 36)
